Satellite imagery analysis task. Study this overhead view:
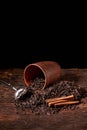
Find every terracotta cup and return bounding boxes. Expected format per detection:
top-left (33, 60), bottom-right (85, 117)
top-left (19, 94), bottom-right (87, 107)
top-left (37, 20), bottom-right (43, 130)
top-left (24, 61), bottom-right (61, 89)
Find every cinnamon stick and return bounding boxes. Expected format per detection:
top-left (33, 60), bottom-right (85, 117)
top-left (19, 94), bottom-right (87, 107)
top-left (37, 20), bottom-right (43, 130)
top-left (54, 100), bottom-right (79, 106)
top-left (45, 95), bottom-right (74, 103)
top-left (48, 99), bottom-right (69, 107)
top-left (45, 95), bottom-right (80, 107)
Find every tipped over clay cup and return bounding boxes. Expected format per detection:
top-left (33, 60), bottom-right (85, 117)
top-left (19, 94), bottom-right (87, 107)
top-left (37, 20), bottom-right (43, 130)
top-left (24, 61), bottom-right (61, 89)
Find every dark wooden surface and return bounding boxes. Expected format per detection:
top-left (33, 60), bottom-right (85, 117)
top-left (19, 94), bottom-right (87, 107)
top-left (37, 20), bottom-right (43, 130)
top-left (0, 68), bottom-right (87, 130)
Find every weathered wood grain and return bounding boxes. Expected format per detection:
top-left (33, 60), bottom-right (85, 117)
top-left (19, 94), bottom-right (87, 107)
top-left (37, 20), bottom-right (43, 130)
top-left (0, 68), bottom-right (87, 130)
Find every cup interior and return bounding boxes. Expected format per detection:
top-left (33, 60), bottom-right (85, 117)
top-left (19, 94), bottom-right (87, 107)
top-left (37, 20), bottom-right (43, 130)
top-left (24, 65), bottom-right (45, 86)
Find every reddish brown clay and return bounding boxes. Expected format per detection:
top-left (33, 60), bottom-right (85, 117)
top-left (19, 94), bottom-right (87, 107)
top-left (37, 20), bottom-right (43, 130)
top-left (24, 61), bottom-right (61, 89)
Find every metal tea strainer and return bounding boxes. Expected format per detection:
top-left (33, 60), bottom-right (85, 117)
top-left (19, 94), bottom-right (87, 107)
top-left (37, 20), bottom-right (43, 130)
top-left (0, 79), bottom-right (27, 100)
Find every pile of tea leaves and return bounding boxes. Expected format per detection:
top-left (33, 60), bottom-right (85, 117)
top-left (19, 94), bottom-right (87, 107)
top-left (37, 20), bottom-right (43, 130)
top-left (15, 77), bottom-right (87, 115)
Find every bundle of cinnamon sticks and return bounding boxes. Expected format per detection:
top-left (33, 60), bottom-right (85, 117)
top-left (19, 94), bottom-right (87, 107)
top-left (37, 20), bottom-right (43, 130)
top-left (45, 95), bottom-right (79, 107)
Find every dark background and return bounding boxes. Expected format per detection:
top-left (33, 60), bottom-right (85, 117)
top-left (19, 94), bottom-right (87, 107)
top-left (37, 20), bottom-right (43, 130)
top-left (0, 6), bottom-right (86, 69)
top-left (0, 23), bottom-right (86, 69)
top-left (0, 41), bottom-right (86, 69)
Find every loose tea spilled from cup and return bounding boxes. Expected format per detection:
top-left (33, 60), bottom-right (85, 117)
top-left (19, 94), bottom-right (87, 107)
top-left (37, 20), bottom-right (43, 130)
top-left (15, 77), bottom-right (87, 115)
